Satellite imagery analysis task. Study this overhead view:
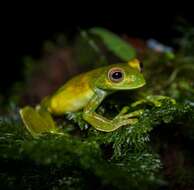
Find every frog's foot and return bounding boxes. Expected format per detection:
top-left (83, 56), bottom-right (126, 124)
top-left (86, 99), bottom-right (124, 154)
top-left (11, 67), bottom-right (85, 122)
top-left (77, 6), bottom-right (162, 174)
top-left (116, 106), bottom-right (130, 118)
top-left (131, 95), bottom-right (176, 107)
top-left (112, 117), bottom-right (139, 129)
top-left (83, 109), bottom-right (143, 132)
top-left (19, 106), bottom-right (62, 137)
top-left (84, 113), bottom-right (139, 132)
top-left (115, 109), bottom-right (144, 119)
top-left (113, 109), bottom-right (144, 127)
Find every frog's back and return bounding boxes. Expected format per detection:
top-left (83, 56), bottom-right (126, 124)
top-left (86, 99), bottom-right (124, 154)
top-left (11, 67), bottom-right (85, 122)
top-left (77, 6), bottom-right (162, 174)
top-left (44, 72), bottom-right (95, 115)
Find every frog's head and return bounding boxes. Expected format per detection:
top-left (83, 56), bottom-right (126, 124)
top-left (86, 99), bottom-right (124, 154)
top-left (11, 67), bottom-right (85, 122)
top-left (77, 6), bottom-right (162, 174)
top-left (95, 59), bottom-right (146, 90)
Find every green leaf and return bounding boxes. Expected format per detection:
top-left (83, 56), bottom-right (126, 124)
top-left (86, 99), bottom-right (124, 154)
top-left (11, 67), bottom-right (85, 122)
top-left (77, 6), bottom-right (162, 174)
top-left (90, 27), bottom-right (136, 61)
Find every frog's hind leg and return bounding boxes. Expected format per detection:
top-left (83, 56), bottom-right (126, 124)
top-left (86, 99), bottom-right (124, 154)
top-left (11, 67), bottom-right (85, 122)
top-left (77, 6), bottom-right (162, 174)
top-left (19, 106), bottom-right (60, 137)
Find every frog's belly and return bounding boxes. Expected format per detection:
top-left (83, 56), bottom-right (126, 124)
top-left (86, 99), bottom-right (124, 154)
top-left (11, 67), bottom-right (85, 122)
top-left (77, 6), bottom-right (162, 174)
top-left (48, 87), bottom-right (94, 115)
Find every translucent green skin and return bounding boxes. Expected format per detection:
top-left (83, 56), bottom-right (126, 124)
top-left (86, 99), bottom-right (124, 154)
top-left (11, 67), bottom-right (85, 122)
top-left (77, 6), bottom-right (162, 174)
top-left (20, 62), bottom-right (146, 136)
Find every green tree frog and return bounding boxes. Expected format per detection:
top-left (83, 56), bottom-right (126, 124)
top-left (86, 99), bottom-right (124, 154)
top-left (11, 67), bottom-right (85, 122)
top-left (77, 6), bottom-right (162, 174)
top-left (19, 59), bottom-right (174, 137)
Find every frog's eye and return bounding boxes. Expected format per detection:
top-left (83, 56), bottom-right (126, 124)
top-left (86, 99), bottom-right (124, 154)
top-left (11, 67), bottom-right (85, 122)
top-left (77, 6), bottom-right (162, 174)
top-left (108, 68), bottom-right (124, 82)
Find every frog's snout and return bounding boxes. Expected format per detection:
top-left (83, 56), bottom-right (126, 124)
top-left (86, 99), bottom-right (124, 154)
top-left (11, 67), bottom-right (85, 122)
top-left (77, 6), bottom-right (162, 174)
top-left (136, 77), bottom-right (146, 88)
top-left (141, 78), bottom-right (146, 86)
top-left (137, 81), bottom-right (146, 88)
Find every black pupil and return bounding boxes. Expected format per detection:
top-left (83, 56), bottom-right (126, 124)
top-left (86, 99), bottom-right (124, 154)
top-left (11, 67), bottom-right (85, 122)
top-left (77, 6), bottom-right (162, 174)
top-left (112, 71), bottom-right (122, 79)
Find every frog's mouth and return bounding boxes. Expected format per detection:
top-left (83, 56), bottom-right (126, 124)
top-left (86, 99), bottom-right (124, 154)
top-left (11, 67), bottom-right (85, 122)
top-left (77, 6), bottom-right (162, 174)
top-left (130, 79), bottom-right (146, 90)
top-left (126, 82), bottom-right (146, 90)
top-left (124, 78), bottom-right (146, 90)
top-left (110, 81), bottom-right (146, 90)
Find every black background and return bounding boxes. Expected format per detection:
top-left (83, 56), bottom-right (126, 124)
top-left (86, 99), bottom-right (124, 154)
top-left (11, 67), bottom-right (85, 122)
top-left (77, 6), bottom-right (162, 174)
top-left (1, 4), bottom-right (194, 92)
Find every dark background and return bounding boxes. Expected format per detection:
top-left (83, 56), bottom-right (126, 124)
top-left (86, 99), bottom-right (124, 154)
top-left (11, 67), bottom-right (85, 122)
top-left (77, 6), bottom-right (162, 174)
top-left (1, 5), bottom-right (194, 93)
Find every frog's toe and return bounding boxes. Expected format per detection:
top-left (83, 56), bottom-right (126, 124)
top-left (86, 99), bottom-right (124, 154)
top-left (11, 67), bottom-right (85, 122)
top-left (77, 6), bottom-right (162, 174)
top-left (115, 109), bottom-right (144, 121)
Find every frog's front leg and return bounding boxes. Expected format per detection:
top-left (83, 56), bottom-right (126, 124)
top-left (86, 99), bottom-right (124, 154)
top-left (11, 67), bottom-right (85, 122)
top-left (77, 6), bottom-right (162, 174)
top-left (131, 95), bottom-right (176, 108)
top-left (83, 89), bottom-right (138, 132)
